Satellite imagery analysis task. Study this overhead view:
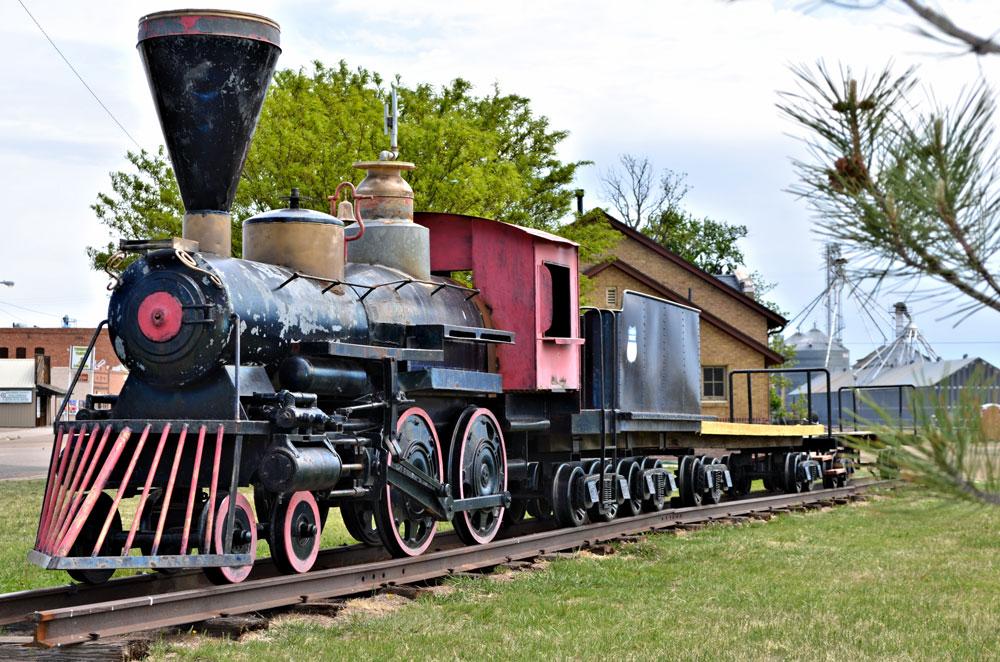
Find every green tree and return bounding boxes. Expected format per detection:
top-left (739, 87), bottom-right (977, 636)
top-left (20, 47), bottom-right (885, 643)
top-left (90, 61), bottom-right (586, 267)
top-left (644, 208), bottom-right (748, 274)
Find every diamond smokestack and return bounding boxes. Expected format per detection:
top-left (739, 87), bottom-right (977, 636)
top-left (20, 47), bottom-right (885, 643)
top-left (137, 10), bottom-right (281, 254)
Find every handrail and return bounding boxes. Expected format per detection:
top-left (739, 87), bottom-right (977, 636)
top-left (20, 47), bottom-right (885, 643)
top-left (727, 367), bottom-right (832, 437)
top-left (837, 384), bottom-right (916, 432)
top-left (274, 272), bottom-right (480, 302)
top-left (53, 321), bottom-right (108, 427)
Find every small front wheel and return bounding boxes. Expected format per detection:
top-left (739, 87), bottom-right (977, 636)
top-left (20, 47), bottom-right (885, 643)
top-left (202, 492), bottom-right (257, 585)
top-left (270, 491), bottom-right (321, 574)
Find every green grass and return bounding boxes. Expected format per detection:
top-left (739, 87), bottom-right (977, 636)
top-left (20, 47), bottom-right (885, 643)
top-left (151, 489), bottom-right (998, 661)
top-left (0, 480), bottom-right (64, 593)
top-left (2, 481), bottom-right (996, 659)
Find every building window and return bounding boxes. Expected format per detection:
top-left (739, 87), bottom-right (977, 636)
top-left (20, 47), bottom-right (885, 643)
top-left (15, 347), bottom-right (26, 359)
top-left (34, 347), bottom-right (45, 356)
top-left (0, 348), bottom-right (7, 358)
top-left (605, 287), bottom-right (618, 308)
top-left (703, 365), bottom-right (726, 400)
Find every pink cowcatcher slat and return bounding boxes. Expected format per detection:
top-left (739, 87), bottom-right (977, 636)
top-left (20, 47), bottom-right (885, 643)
top-left (53, 427), bottom-right (133, 558)
top-left (50, 425), bottom-right (113, 554)
top-left (91, 424), bottom-right (152, 556)
top-left (180, 425), bottom-right (207, 555)
top-left (203, 425), bottom-right (225, 553)
top-left (121, 425), bottom-right (172, 556)
top-left (35, 426), bottom-right (69, 549)
top-left (151, 424), bottom-right (189, 555)
top-left (41, 426), bottom-right (87, 552)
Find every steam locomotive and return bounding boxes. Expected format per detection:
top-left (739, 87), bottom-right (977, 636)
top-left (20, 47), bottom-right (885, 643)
top-left (30, 9), bottom-right (852, 585)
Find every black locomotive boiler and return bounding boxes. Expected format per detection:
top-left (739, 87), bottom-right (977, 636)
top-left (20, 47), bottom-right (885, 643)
top-left (30, 8), bottom-right (853, 585)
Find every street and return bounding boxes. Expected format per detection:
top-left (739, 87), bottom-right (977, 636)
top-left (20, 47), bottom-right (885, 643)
top-left (0, 427), bottom-right (53, 480)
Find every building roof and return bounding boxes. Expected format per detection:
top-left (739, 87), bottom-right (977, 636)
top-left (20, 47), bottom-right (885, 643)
top-left (790, 356), bottom-right (996, 394)
top-left (597, 212), bottom-right (787, 330)
top-left (414, 212), bottom-right (577, 247)
top-left (586, 258), bottom-right (785, 365)
top-left (0, 359), bottom-right (35, 388)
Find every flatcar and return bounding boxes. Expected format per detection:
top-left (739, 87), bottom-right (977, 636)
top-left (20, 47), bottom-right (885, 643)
top-left (29, 9), bottom-right (853, 585)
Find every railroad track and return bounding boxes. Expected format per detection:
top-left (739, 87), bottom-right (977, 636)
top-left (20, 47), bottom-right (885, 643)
top-left (4, 480), bottom-right (888, 649)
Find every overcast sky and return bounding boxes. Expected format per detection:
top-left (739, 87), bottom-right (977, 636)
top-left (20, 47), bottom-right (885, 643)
top-left (1, 0), bottom-right (998, 365)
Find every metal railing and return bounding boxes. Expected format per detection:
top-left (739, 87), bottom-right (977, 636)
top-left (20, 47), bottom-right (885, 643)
top-left (728, 367), bottom-right (832, 437)
top-left (837, 384), bottom-right (916, 432)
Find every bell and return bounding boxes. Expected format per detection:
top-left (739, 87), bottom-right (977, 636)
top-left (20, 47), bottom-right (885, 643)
top-left (337, 200), bottom-right (356, 223)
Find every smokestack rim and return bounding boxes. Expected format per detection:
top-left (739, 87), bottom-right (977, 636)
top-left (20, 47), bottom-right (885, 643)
top-left (137, 9), bottom-right (281, 48)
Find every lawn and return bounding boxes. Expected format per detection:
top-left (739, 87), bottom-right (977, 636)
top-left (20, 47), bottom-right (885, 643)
top-left (1, 480), bottom-right (997, 660)
top-left (152, 488), bottom-right (998, 661)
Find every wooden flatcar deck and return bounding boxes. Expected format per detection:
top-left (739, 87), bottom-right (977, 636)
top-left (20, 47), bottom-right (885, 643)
top-left (699, 422), bottom-right (827, 437)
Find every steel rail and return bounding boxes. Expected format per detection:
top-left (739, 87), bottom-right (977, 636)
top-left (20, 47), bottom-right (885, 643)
top-left (0, 522), bottom-right (547, 627)
top-left (31, 481), bottom-right (885, 647)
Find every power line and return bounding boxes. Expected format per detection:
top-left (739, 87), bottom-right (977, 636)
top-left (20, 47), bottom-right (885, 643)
top-left (0, 300), bottom-right (64, 318)
top-left (16, 0), bottom-right (142, 150)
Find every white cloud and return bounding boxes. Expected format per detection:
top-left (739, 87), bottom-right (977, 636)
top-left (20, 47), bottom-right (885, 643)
top-left (1, 0), bottom-right (998, 363)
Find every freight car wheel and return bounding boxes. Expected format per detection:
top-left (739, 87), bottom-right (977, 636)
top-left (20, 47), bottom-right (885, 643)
top-left (67, 491), bottom-right (120, 585)
top-left (552, 464), bottom-right (588, 528)
top-left (678, 455), bottom-right (703, 507)
top-left (783, 453), bottom-right (803, 493)
top-left (202, 492), bottom-right (258, 585)
top-left (588, 462), bottom-right (617, 522)
top-left (376, 408), bottom-right (443, 557)
top-left (618, 459), bottom-right (643, 517)
top-left (450, 408), bottom-right (507, 545)
top-left (641, 457), bottom-right (666, 512)
top-left (270, 491), bottom-right (321, 574)
top-left (341, 501), bottom-right (381, 546)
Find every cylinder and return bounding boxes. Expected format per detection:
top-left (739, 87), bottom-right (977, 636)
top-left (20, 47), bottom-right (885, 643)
top-left (258, 445), bottom-right (343, 493)
top-left (183, 212), bottom-right (232, 256)
top-left (278, 356), bottom-right (370, 398)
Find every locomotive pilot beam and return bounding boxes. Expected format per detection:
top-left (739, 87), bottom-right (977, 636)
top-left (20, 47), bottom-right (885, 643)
top-left (30, 8), bottom-right (854, 585)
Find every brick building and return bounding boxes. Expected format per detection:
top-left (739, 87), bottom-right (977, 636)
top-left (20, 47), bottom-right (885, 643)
top-left (0, 327), bottom-right (126, 425)
top-left (582, 214), bottom-right (786, 422)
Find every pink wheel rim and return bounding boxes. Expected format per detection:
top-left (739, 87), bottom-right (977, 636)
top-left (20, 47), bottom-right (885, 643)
top-left (458, 408), bottom-right (507, 544)
top-left (281, 491), bottom-right (320, 573)
top-left (212, 493), bottom-right (257, 583)
top-left (384, 407), bottom-right (442, 556)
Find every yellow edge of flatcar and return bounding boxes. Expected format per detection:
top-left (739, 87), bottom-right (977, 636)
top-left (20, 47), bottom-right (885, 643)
top-left (699, 421), bottom-right (827, 437)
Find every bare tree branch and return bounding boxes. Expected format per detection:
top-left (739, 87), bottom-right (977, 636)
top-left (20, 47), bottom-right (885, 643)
top-left (600, 154), bottom-right (689, 228)
top-left (898, 0), bottom-right (1000, 56)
